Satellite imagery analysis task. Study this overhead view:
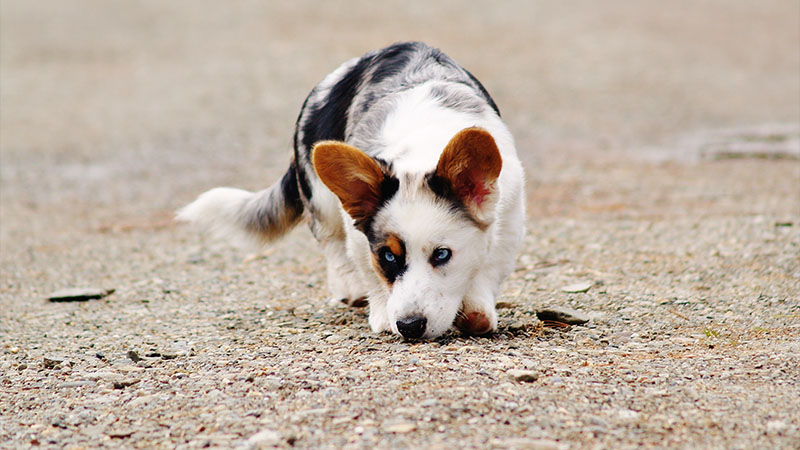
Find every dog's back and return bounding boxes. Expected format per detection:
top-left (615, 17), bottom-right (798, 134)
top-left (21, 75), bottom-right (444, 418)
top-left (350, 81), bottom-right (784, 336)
top-left (295, 41), bottom-right (500, 161)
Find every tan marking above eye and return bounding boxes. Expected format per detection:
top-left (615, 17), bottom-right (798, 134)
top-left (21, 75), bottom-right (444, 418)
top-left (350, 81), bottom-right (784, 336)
top-left (384, 234), bottom-right (405, 257)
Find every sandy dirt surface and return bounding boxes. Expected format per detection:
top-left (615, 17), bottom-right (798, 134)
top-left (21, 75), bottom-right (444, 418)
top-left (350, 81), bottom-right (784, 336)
top-left (1, 1), bottom-right (799, 448)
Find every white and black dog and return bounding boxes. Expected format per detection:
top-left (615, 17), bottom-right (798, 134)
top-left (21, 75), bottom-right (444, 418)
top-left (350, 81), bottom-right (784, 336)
top-left (178, 42), bottom-right (525, 340)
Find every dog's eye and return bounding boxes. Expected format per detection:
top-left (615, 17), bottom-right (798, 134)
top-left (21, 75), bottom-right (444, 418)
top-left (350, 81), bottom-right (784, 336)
top-left (430, 247), bottom-right (452, 266)
top-left (380, 248), bottom-right (397, 264)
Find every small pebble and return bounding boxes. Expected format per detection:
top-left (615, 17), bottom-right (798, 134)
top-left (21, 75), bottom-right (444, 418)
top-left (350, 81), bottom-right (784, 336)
top-left (43, 356), bottom-right (64, 369)
top-left (536, 306), bottom-right (590, 325)
top-left (113, 378), bottom-right (140, 389)
top-left (561, 282), bottom-right (593, 293)
top-left (508, 369), bottom-right (539, 382)
top-left (47, 287), bottom-right (114, 302)
top-left (108, 430), bottom-right (134, 439)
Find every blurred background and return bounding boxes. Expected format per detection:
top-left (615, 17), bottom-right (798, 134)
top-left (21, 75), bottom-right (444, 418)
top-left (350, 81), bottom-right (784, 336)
top-left (1, 0), bottom-right (798, 237)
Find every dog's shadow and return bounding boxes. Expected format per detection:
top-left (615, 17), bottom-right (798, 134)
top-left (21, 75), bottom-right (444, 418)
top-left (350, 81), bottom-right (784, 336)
top-left (313, 294), bottom-right (598, 347)
top-left (319, 305), bottom-right (550, 345)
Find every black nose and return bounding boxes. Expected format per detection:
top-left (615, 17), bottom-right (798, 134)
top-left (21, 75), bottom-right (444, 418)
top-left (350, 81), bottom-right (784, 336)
top-left (396, 316), bottom-right (427, 339)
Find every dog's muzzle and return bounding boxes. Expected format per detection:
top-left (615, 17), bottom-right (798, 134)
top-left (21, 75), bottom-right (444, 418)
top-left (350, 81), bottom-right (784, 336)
top-left (396, 316), bottom-right (427, 339)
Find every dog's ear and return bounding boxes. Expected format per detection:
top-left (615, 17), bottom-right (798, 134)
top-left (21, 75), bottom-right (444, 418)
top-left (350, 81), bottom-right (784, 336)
top-left (313, 141), bottom-right (393, 227)
top-left (434, 127), bottom-right (503, 225)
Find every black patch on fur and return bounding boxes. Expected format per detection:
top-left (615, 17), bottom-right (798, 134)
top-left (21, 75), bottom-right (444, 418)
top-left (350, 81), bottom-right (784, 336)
top-left (280, 162), bottom-right (305, 217)
top-left (425, 171), bottom-right (481, 226)
top-left (359, 165), bottom-right (405, 284)
top-left (425, 172), bottom-right (456, 202)
top-left (292, 94), bottom-right (315, 201)
top-left (379, 174), bottom-right (400, 204)
top-left (362, 172), bottom-right (401, 243)
top-left (356, 172), bottom-right (400, 232)
top-left (285, 151), bottom-right (312, 202)
top-left (299, 58), bottom-right (371, 161)
top-left (293, 91), bottom-right (313, 153)
top-left (369, 42), bottom-right (416, 84)
top-left (365, 231), bottom-right (407, 285)
top-left (295, 163), bottom-right (313, 201)
top-left (377, 242), bottom-right (407, 284)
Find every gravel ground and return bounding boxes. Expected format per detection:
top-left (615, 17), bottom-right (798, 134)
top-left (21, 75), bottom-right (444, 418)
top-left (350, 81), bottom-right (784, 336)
top-left (1, 1), bottom-right (799, 449)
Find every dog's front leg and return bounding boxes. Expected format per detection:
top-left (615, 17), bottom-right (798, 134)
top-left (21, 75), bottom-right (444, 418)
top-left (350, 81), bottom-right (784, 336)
top-left (367, 293), bottom-right (391, 333)
top-left (321, 239), bottom-right (369, 306)
top-left (456, 275), bottom-right (498, 335)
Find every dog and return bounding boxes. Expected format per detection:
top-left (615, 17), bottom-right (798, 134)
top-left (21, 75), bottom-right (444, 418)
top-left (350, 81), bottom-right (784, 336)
top-left (177, 42), bottom-right (525, 340)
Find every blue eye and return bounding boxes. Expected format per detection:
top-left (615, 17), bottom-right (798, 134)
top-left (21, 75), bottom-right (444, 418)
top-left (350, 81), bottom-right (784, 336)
top-left (431, 247), bottom-right (451, 266)
top-left (382, 249), bottom-right (396, 263)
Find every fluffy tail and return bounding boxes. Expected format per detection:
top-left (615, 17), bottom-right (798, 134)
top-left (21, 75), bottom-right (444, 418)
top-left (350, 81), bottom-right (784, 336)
top-left (176, 164), bottom-right (305, 248)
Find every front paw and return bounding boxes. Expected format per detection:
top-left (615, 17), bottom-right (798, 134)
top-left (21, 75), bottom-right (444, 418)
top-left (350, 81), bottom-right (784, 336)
top-left (368, 308), bottom-right (391, 333)
top-left (455, 309), bottom-right (497, 335)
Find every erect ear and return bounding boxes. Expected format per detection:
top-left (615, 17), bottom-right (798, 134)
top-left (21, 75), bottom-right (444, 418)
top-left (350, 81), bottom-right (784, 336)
top-left (313, 141), bottom-right (395, 228)
top-left (434, 127), bottom-right (502, 225)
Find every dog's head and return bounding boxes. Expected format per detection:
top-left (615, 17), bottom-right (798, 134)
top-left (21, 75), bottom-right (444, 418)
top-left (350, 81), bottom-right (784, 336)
top-left (313, 127), bottom-right (502, 339)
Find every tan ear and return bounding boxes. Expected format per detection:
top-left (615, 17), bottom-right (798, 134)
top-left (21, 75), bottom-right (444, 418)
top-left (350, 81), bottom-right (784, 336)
top-left (313, 141), bottom-right (388, 226)
top-left (435, 127), bottom-right (502, 224)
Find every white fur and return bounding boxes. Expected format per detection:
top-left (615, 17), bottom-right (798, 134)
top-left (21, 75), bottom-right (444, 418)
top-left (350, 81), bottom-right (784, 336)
top-left (176, 187), bottom-right (263, 249)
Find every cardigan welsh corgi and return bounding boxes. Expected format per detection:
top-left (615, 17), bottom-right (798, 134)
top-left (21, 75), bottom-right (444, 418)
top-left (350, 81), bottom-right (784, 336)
top-left (178, 42), bottom-right (525, 340)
